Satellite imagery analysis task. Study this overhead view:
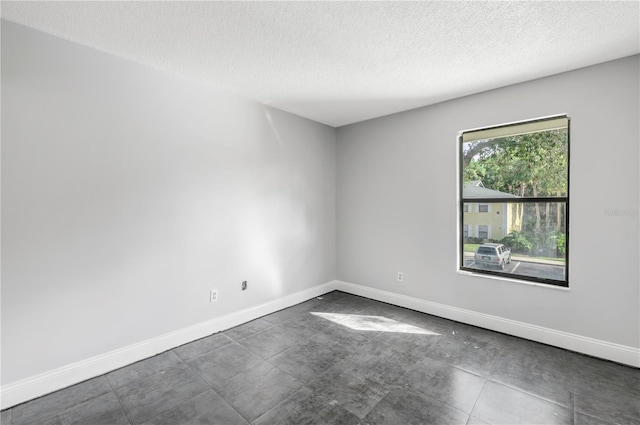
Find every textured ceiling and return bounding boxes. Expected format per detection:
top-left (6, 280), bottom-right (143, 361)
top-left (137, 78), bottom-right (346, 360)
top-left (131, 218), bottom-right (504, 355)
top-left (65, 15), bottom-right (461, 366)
top-left (2, 1), bottom-right (639, 127)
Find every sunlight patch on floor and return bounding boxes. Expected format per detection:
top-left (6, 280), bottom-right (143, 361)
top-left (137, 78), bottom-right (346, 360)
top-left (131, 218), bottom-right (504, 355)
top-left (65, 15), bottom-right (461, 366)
top-left (311, 312), bottom-right (440, 335)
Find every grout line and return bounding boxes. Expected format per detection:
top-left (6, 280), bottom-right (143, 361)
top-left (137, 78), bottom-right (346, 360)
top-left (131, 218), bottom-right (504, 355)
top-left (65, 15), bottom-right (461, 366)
top-left (468, 377), bottom-right (488, 420)
top-left (572, 389), bottom-right (576, 425)
top-left (1, 409), bottom-right (11, 425)
top-left (105, 375), bottom-right (134, 425)
top-left (176, 350), bottom-right (249, 423)
top-left (5, 377), bottom-right (114, 425)
top-left (248, 385), bottom-right (308, 424)
top-left (486, 378), bottom-right (573, 410)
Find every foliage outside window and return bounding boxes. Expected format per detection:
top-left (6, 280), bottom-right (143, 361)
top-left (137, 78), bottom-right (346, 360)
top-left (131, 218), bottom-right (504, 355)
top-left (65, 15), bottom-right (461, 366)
top-left (459, 115), bottom-right (569, 287)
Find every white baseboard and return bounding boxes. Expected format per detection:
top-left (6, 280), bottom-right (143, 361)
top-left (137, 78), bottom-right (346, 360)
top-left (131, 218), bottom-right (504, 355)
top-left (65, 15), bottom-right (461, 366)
top-left (1, 280), bottom-right (339, 410)
top-left (335, 280), bottom-right (640, 368)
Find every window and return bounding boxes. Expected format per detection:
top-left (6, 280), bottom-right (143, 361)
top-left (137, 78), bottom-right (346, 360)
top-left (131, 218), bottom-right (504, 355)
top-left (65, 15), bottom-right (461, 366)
top-left (459, 115), bottom-right (569, 287)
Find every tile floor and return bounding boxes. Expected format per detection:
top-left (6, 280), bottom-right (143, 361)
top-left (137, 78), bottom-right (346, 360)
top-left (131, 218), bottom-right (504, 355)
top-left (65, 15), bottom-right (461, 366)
top-left (2, 291), bottom-right (639, 425)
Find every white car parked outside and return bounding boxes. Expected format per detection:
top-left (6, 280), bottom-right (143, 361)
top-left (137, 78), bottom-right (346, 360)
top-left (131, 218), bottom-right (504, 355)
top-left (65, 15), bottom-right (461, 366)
top-left (474, 243), bottom-right (511, 270)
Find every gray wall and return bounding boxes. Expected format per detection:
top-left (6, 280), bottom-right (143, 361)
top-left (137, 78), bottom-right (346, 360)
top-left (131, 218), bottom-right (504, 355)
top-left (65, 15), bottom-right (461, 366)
top-left (1, 21), bottom-right (336, 384)
top-left (337, 56), bottom-right (639, 348)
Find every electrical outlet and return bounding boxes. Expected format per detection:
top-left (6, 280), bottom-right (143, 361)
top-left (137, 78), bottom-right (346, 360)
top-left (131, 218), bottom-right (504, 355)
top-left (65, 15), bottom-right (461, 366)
top-left (210, 289), bottom-right (218, 303)
top-left (242, 281), bottom-right (247, 291)
top-left (397, 272), bottom-right (403, 282)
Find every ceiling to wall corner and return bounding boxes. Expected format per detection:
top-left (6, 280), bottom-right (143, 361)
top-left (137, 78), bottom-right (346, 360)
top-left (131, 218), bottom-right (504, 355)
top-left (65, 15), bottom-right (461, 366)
top-left (1, 1), bottom-right (638, 127)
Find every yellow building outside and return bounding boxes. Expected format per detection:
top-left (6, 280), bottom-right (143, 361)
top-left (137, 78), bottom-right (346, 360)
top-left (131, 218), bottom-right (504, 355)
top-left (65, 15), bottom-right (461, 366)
top-left (463, 181), bottom-right (522, 241)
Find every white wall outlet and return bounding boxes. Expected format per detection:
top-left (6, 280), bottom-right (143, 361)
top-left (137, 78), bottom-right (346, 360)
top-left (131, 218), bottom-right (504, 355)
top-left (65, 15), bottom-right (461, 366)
top-left (210, 289), bottom-right (219, 303)
top-left (397, 272), bottom-right (403, 282)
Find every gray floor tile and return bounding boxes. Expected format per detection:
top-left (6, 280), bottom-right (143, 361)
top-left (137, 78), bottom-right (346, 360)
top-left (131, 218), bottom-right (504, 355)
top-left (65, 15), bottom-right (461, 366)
top-left (261, 304), bottom-right (311, 324)
top-left (237, 325), bottom-right (300, 359)
top-left (252, 386), bottom-right (366, 425)
top-left (311, 297), bottom-right (369, 315)
top-left (173, 333), bottom-right (233, 361)
top-left (569, 353), bottom-right (640, 393)
top-left (269, 344), bottom-right (337, 383)
top-left (295, 334), bottom-right (345, 360)
top-left (58, 391), bottom-right (130, 425)
top-left (424, 332), bottom-right (502, 377)
top-left (309, 360), bottom-right (389, 419)
top-left (315, 291), bottom-right (348, 302)
top-left (303, 310), bottom-right (348, 326)
top-left (7, 293), bottom-right (638, 425)
top-left (471, 380), bottom-right (572, 425)
top-left (344, 339), bottom-right (410, 386)
top-left (399, 356), bottom-right (486, 413)
top-left (1, 409), bottom-right (11, 425)
top-left (573, 376), bottom-right (640, 425)
top-left (466, 415), bottom-right (490, 425)
top-left (310, 322), bottom-right (376, 358)
top-left (186, 342), bottom-right (263, 391)
top-left (278, 311), bottom-right (336, 339)
top-left (402, 309), bottom-right (455, 326)
top-left (223, 319), bottom-right (273, 341)
top-left (216, 361), bottom-right (303, 422)
top-left (11, 376), bottom-right (112, 425)
top-left (338, 313), bottom-right (395, 337)
top-left (373, 326), bottom-right (441, 365)
top-left (574, 412), bottom-right (620, 425)
top-left (334, 293), bottom-right (375, 306)
top-left (489, 338), bottom-right (574, 407)
top-left (291, 336), bottom-right (352, 376)
top-left (289, 297), bottom-right (325, 315)
top-left (356, 300), bottom-right (411, 322)
top-left (364, 388), bottom-right (469, 425)
top-left (398, 309), bottom-right (454, 334)
top-left (113, 362), bottom-right (209, 424)
top-left (442, 320), bottom-right (489, 338)
top-left (107, 351), bottom-right (182, 389)
top-left (141, 389), bottom-right (248, 425)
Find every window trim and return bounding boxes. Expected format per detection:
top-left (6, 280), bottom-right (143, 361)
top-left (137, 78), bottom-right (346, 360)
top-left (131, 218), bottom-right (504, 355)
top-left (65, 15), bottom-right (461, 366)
top-left (458, 114), bottom-right (570, 288)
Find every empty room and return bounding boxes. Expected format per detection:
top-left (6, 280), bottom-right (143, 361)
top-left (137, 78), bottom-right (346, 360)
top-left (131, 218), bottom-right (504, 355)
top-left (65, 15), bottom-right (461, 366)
top-left (1, 2), bottom-right (639, 424)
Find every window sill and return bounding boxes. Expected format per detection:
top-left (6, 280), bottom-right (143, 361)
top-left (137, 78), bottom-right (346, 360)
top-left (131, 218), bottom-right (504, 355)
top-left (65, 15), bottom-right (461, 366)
top-left (457, 269), bottom-right (571, 291)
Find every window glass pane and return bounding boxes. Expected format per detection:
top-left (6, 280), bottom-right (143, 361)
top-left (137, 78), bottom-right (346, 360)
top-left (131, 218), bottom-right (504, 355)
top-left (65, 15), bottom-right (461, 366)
top-left (462, 201), bottom-right (567, 283)
top-left (461, 127), bottom-right (568, 199)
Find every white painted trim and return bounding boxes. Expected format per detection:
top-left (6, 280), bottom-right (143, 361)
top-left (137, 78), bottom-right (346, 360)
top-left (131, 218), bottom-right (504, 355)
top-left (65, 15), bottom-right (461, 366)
top-left (456, 270), bottom-right (571, 291)
top-left (334, 280), bottom-right (640, 368)
top-left (1, 280), bottom-right (339, 410)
